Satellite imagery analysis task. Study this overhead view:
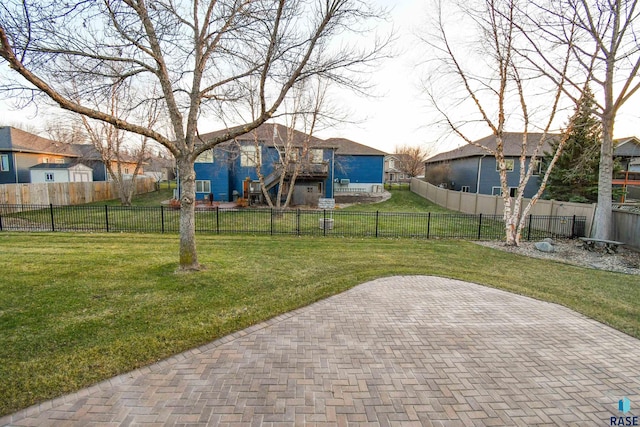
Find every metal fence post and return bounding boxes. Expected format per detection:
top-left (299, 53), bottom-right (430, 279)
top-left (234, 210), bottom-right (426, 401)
top-left (572, 215), bottom-right (576, 237)
top-left (161, 205), bottom-right (165, 234)
top-left (105, 205), bottom-right (110, 232)
top-left (323, 209), bottom-right (327, 236)
top-left (527, 214), bottom-right (532, 240)
top-left (375, 211), bottom-right (379, 238)
top-left (297, 209), bottom-right (301, 236)
top-left (216, 206), bottom-right (220, 234)
top-left (270, 208), bottom-right (274, 236)
top-left (477, 213), bottom-right (482, 240)
top-left (427, 212), bottom-right (431, 239)
top-left (0, 211), bottom-right (3, 232)
top-left (50, 204), bottom-right (55, 232)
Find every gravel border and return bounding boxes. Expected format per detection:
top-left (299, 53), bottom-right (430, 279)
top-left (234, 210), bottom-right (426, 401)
top-left (475, 239), bottom-right (640, 275)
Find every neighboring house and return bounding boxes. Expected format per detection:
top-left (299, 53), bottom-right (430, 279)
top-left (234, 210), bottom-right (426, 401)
top-left (425, 132), bottom-right (640, 199)
top-left (384, 154), bottom-right (424, 183)
top-left (68, 144), bottom-right (144, 182)
top-left (615, 137), bottom-right (640, 172)
top-left (0, 126), bottom-right (144, 183)
top-left (144, 155), bottom-right (175, 182)
top-left (192, 124), bottom-right (386, 206)
top-left (424, 133), bottom-right (557, 198)
top-left (0, 126), bottom-right (79, 184)
top-left (30, 163), bottom-right (94, 183)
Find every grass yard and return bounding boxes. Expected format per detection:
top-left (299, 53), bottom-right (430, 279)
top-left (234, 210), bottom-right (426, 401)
top-left (341, 188), bottom-right (452, 213)
top-left (0, 232), bottom-right (638, 416)
top-left (85, 187), bottom-right (174, 207)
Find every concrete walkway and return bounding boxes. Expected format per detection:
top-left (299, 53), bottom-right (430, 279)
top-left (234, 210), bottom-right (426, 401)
top-left (3, 276), bottom-right (639, 426)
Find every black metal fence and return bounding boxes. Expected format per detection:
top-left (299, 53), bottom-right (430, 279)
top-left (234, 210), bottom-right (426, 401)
top-left (0, 204), bottom-right (586, 240)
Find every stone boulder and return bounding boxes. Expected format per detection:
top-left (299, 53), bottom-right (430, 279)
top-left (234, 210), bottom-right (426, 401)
top-left (535, 241), bottom-right (555, 253)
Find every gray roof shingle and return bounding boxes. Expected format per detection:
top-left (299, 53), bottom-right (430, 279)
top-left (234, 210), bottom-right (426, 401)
top-left (426, 133), bottom-right (559, 163)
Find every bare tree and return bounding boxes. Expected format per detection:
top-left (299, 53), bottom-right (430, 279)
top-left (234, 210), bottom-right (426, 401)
top-left (519, 0), bottom-right (640, 240)
top-left (0, 0), bottom-right (388, 270)
top-left (422, 0), bottom-right (577, 245)
top-left (78, 80), bottom-right (160, 206)
top-left (393, 144), bottom-right (430, 178)
top-left (250, 80), bottom-right (328, 209)
top-left (43, 120), bottom-right (87, 145)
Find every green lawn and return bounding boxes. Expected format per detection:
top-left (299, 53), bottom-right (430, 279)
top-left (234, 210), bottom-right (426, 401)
top-left (0, 233), bottom-right (638, 416)
top-left (85, 187), bottom-right (174, 207)
top-left (1, 189), bottom-right (513, 239)
top-left (342, 188), bottom-right (452, 213)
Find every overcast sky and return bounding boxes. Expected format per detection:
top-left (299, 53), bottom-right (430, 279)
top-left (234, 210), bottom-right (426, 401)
top-left (2, 0), bottom-right (639, 156)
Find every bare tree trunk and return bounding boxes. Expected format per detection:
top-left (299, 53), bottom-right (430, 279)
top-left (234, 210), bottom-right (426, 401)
top-left (593, 110), bottom-right (615, 239)
top-left (177, 157), bottom-right (199, 270)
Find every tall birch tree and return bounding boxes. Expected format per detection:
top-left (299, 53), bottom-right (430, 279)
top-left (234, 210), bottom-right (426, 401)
top-left (0, 0), bottom-right (388, 270)
top-left (422, 0), bottom-right (578, 245)
top-left (521, 0), bottom-right (640, 239)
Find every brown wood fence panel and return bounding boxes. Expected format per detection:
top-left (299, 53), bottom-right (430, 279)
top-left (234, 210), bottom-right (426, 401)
top-left (0, 177), bottom-right (156, 206)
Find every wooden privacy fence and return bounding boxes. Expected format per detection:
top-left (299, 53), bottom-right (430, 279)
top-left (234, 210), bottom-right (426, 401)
top-left (0, 177), bottom-right (156, 206)
top-left (613, 205), bottom-right (640, 251)
top-left (411, 178), bottom-right (597, 236)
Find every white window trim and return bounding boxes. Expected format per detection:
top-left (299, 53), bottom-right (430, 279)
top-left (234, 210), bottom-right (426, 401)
top-left (531, 159), bottom-right (542, 176)
top-left (241, 145), bottom-right (261, 167)
top-left (492, 186), bottom-right (518, 197)
top-left (0, 154), bottom-right (9, 172)
top-left (195, 180), bottom-right (211, 193)
top-left (195, 150), bottom-right (214, 163)
top-left (310, 148), bottom-right (323, 164)
top-left (496, 159), bottom-right (514, 172)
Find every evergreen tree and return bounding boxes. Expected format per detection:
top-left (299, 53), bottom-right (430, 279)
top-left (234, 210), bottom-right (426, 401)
top-left (544, 89), bottom-right (602, 203)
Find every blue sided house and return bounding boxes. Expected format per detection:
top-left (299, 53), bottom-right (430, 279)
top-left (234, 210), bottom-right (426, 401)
top-left (192, 123), bottom-right (386, 206)
top-left (425, 132), bottom-right (640, 199)
top-left (424, 132), bottom-right (557, 198)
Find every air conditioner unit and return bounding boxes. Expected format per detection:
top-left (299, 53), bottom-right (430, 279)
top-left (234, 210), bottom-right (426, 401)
top-left (340, 179), bottom-right (350, 185)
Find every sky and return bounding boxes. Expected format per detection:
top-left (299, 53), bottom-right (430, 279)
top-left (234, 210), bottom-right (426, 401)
top-left (2, 0), bottom-right (639, 156)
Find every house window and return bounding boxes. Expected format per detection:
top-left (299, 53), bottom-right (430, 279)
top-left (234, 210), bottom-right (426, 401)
top-left (0, 154), bottom-right (9, 171)
top-left (42, 157), bottom-right (49, 163)
top-left (310, 149), bottom-right (323, 164)
top-left (195, 180), bottom-right (211, 193)
top-left (532, 159), bottom-right (542, 175)
top-left (389, 159), bottom-right (395, 169)
top-left (55, 158), bottom-right (65, 164)
top-left (496, 159), bottom-right (514, 172)
top-left (286, 149), bottom-right (299, 163)
top-left (195, 150), bottom-right (214, 163)
top-left (45, 173), bottom-right (54, 182)
top-left (492, 186), bottom-right (518, 197)
top-left (124, 167), bottom-right (130, 174)
top-left (461, 186), bottom-right (470, 192)
top-left (241, 145), bottom-right (261, 167)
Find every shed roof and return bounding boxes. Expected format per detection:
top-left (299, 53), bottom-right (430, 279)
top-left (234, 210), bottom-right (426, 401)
top-left (29, 162), bottom-right (91, 170)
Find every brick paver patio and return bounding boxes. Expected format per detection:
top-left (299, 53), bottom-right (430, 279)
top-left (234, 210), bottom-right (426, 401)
top-left (2, 276), bottom-right (639, 426)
